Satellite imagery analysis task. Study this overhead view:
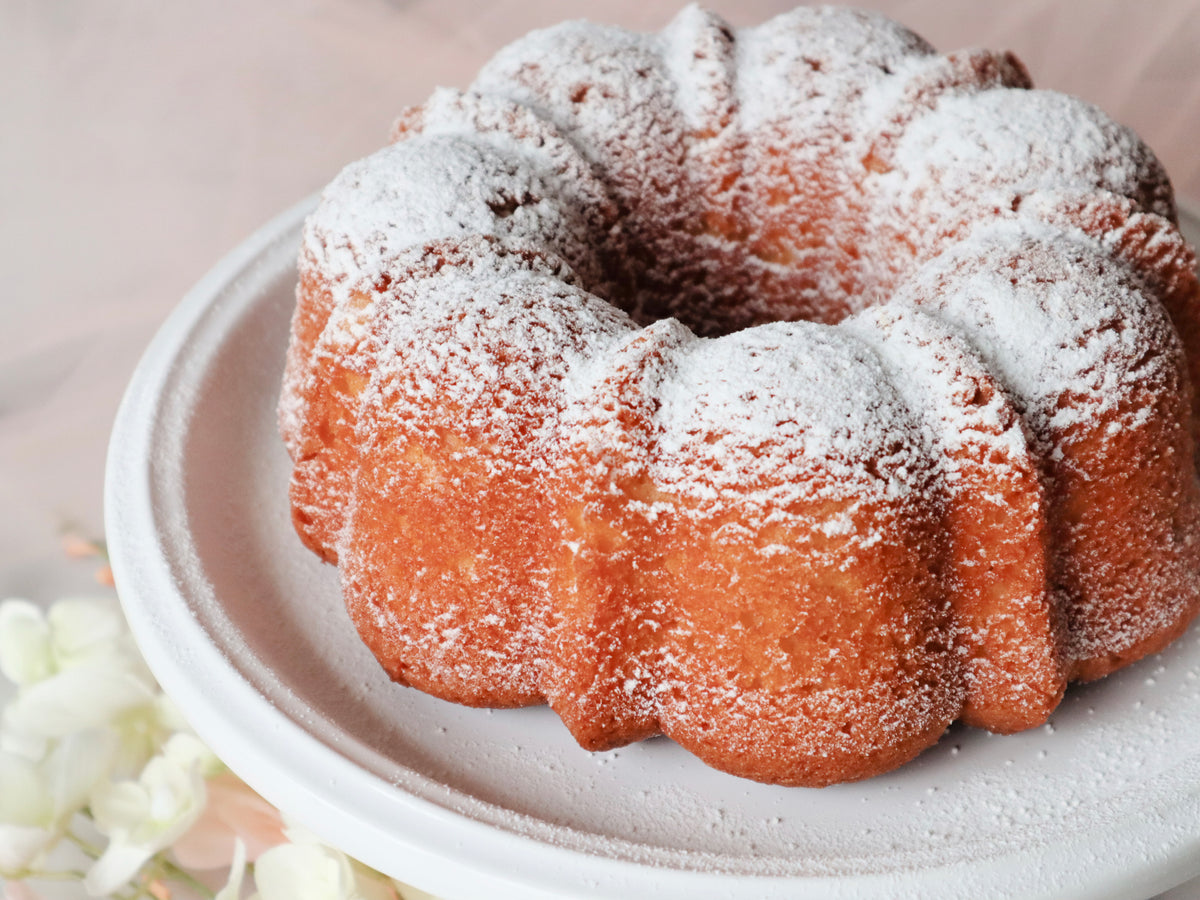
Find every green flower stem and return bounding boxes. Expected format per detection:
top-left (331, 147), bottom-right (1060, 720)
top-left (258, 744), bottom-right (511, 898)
top-left (64, 826), bottom-right (103, 860)
top-left (155, 854), bottom-right (217, 899)
top-left (7, 868), bottom-right (90, 882)
top-left (116, 883), bottom-right (152, 900)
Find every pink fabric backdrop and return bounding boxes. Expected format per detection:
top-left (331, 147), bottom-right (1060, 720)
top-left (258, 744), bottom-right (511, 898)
top-left (3, 0), bottom-right (1199, 573)
top-left (1, 3), bottom-right (1199, 894)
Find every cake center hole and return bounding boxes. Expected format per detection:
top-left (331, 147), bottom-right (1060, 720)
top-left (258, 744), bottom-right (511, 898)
top-left (583, 161), bottom-right (886, 338)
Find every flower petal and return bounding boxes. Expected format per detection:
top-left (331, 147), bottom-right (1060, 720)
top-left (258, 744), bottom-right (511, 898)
top-left (0, 600), bottom-right (52, 686)
top-left (88, 752), bottom-right (209, 894)
top-left (83, 839), bottom-right (155, 897)
top-left (90, 779), bottom-right (150, 835)
top-left (0, 728), bottom-right (46, 762)
top-left (136, 753), bottom-right (207, 843)
top-left (162, 732), bottom-right (223, 779)
top-left (154, 694), bottom-right (192, 734)
top-left (173, 772), bottom-right (284, 869)
top-left (44, 728), bottom-right (119, 818)
top-left (47, 598), bottom-right (124, 670)
top-left (4, 657), bottom-right (156, 739)
top-left (0, 751), bottom-right (49, 826)
top-left (0, 823), bottom-right (58, 874)
top-left (253, 842), bottom-right (355, 900)
top-left (213, 837), bottom-right (247, 900)
top-left (108, 705), bottom-right (169, 780)
top-left (280, 816), bottom-right (322, 846)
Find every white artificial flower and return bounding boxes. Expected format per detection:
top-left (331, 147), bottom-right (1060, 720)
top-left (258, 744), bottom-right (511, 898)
top-left (173, 771), bottom-right (285, 870)
top-left (0, 822), bottom-right (58, 876)
top-left (1, 592), bottom-right (413, 899)
top-left (0, 752), bottom-right (44, 826)
top-left (84, 737), bottom-right (209, 896)
top-left (251, 841), bottom-right (358, 900)
top-left (0, 729), bottom-right (117, 875)
top-left (0, 600), bottom-right (53, 686)
top-left (0, 597), bottom-right (141, 689)
top-left (160, 732), bottom-right (224, 780)
top-left (3, 653), bottom-right (157, 742)
top-left (153, 693), bottom-right (193, 735)
top-left (214, 837), bottom-right (248, 900)
top-left (46, 597), bottom-right (127, 670)
top-left (279, 818), bottom-right (323, 846)
top-left (252, 821), bottom-right (398, 900)
top-left (93, 691), bottom-right (196, 783)
top-left (1, 596), bottom-right (160, 771)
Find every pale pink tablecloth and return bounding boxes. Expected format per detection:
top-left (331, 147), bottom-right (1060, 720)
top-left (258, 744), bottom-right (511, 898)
top-left (2, 2), bottom-right (1199, 897)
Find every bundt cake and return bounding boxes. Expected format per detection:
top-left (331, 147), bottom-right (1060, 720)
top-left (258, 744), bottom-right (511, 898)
top-left (279, 4), bottom-right (1200, 786)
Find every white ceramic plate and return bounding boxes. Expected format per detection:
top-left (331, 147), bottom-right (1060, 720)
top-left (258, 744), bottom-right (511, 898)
top-left (105, 199), bottom-right (1200, 900)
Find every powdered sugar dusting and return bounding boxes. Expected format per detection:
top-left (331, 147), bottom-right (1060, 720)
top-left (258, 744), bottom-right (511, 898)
top-left (279, 3), bottom-right (1200, 785)
top-left (896, 216), bottom-right (1182, 439)
top-left (649, 322), bottom-right (927, 511)
top-left (869, 88), bottom-right (1174, 251)
top-left (366, 246), bottom-right (633, 462)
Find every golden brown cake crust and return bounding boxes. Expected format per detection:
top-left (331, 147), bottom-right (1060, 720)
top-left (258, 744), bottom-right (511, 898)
top-left (279, 6), bottom-right (1200, 786)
